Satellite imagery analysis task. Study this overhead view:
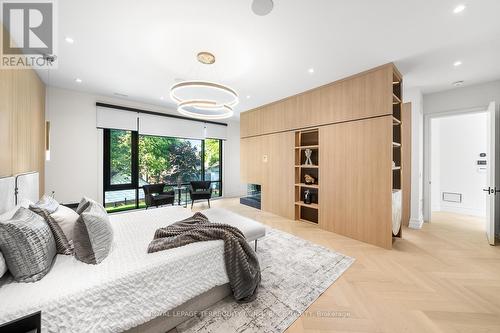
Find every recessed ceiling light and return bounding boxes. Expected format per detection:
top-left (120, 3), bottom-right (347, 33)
top-left (65, 37), bottom-right (74, 44)
top-left (453, 4), bottom-right (466, 14)
top-left (453, 61), bottom-right (462, 67)
top-left (453, 80), bottom-right (464, 87)
top-left (246, 95), bottom-right (251, 99)
top-left (75, 78), bottom-right (82, 83)
top-left (308, 68), bottom-right (315, 74)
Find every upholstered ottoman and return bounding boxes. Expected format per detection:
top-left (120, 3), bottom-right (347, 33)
top-left (201, 207), bottom-right (266, 250)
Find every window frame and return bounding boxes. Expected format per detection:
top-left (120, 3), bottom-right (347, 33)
top-left (103, 129), bottom-right (223, 211)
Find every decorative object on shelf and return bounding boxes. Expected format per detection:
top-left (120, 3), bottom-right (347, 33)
top-left (169, 52), bottom-right (238, 120)
top-left (304, 190), bottom-right (312, 204)
top-left (392, 161), bottom-right (396, 168)
top-left (304, 149), bottom-right (314, 165)
top-left (304, 174), bottom-right (316, 185)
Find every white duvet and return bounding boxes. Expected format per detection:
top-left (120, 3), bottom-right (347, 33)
top-left (0, 206), bottom-right (229, 333)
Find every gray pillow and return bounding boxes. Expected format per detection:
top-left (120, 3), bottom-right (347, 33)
top-left (0, 251), bottom-right (7, 278)
top-left (30, 194), bottom-right (59, 214)
top-left (30, 206), bottom-right (73, 255)
top-left (73, 201), bottom-right (113, 265)
top-left (0, 207), bottom-right (56, 282)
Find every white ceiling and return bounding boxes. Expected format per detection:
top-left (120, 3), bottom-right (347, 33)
top-left (40, 0), bottom-right (500, 118)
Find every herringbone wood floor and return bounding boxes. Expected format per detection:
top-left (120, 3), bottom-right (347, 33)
top-left (195, 199), bottom-right (500, 333)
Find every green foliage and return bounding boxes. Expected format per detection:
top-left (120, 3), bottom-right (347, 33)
top-left (139, 136), bottom-right (202, 184)
top-left (204, 139), bottom-right (220, 169)
top-left (110, 130), bottom-right (220, 186)
top-left (110, 130), bottom-right (132, 183)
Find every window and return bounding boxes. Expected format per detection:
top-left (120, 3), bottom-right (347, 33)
top-left (103, 129), bottom-right (138, 212)
top-left (204, 138), bottom-right (222, 197)
top-left (103, 129), bottom-right (222, 212)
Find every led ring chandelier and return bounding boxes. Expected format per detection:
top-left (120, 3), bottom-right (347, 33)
top-left (170, 52), bottom-right (238, 120)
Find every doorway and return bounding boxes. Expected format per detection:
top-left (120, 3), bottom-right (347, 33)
top-left (430, 112), bottom-right (488, 218)
top-left (428, 111), bottom-right (489, 235)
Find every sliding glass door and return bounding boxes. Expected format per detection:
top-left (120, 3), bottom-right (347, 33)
top-left (103, 129), bottom-right (222, 212)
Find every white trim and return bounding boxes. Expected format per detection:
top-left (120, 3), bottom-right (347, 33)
top-left (423, 105), bottom-right (488, 223)
top-left (409, 217), bottom-right (424, 229)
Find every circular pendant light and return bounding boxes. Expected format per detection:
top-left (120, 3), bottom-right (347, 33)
top-left (170, 52), bottom-right (238, 120)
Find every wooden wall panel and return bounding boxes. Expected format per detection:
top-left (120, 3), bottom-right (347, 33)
top-left (240, 136), bottom-right (263, 185)
top-left (240, 64), bottom-right (394, 138)
top-left (319, 116), bottom-right (393, 249)
top-left (260, 132), bottom-right (295, 220)
top-left (0, 70), bottom-right (13, 177)
top-left (402, 103), bottom-right (412, 227)
top-left (240, 132), bottom-right (295, 220)
top-left (0, 67), bottom-right (45, 195)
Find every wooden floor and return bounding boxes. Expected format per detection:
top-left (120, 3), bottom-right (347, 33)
top-left (195, 199), bottom-right (500, 333)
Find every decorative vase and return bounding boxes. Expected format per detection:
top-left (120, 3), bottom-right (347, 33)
top-left (304, 190), bottom-right (312, 204)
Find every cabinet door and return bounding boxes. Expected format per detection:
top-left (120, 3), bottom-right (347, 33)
top-left (319, 116), bottom-right (393, 249)
top-left (261, 132), bottom-right (295, 220)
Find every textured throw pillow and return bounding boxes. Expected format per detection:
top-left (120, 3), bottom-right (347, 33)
top-left (30, 194), bottom-right (59, 214)
top-left (51, 205), bottom-right (79, 241)
top-left (0, 199), bottom-right (33, 221)
top-left (0, 251), bottom-right (7, 278)
top-left (73, 200), bottom-right (113, 265)
top-left (75, 196), bottom-right (95, 215)
top-left (0, 207), bottom-right (56, 282)
top-left (30, 206), bottom-right (73, 255)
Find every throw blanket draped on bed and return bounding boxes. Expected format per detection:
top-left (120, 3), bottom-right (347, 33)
top-left (148, 212), bottom-right (261, 303)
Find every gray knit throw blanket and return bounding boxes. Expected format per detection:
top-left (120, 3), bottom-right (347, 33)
top-left (148, 212), bottom-right (261, 303)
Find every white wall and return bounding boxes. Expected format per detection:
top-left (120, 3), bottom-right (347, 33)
top-left (430, 119), bottom-right (441, 211)
top-left (430, 113), bottom-right (487, 217)
top-left (403, 87), bottom-right (424, 229)
top-left (45, 87), bottom-right (245, 204)
top-left (424, 80), bottom-right (500, 115)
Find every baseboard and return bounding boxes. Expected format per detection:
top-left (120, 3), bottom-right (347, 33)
top-left (409, 217), bottom-right (424, 229)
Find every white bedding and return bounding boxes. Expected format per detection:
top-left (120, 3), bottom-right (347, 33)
top-left (0, 206), bottom-right (229, 333)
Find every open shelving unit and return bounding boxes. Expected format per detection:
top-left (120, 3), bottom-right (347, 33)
top-left (392, 70), bottom-right (403, 238)
top-left (294, 129), bottom-right (320, 224)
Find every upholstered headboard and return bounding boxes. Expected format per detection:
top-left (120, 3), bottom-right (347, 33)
top-left (0, 172), bottom-right (39, 214)
top-left (16, 172), bottom-right (39, 205)
top-left (0, 176), bottom-right (16, 214)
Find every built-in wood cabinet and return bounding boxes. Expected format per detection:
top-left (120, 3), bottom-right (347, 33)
top-left (240, 63), bottom-right (405, 249)
top-left (319, 117), bottom-right (393, 249)
top-left (241, 64), bottom-right (393, 138)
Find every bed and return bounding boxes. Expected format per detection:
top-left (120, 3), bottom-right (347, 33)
top-left (0, 206), bottom-right (237, 333)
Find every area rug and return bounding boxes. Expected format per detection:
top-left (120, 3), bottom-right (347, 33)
top-left (176, 228), bottom-right (355, 333)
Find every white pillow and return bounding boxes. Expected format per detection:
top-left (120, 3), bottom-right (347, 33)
top-left (30, 194), bottom-right (59, 214)
top-left (0, 251), bottom-right (7, 278)
top-left (51, 205), bottom-right (79, 241)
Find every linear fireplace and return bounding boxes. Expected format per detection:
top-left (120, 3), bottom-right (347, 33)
top-left (240, 184), bottom-right (261, 209)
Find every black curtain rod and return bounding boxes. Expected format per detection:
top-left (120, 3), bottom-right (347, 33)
top-left (95, 102), bottom-right (228, 127)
